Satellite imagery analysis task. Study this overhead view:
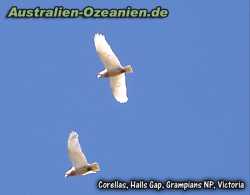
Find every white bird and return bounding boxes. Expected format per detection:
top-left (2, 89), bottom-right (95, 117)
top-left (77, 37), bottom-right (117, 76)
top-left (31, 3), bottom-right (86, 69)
top-left (94, 33), bottom-right (133, 103)
top-left (65, 131), bottom-right (100, 177)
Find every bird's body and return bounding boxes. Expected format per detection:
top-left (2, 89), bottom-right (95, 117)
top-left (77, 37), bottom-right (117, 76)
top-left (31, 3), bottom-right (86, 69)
top-left (65, 131), bottom-right (100, 177)
top-left (97, 65), bottom-right (132, 78)
top-left (94, 33), bottom-right (133, 103)
top-left (65, 162), bottom-right (100, 177)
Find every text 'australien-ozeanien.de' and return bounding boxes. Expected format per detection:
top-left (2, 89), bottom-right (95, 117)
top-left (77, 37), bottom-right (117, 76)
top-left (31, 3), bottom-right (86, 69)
top-left (6, 6), bottom-right (169, 19)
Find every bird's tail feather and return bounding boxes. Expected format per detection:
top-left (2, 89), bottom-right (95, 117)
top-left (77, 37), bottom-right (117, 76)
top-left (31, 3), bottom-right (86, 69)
top-left (124, 65), bottom-right (133, 73)
top-left (90, 162), bottom-right (100, 172)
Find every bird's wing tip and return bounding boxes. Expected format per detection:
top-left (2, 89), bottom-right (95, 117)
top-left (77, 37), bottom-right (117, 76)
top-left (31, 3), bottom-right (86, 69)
top-left (70, 130), bottom-right (77, 133)
top-left (94, 32), bottom-right (100, 36)
top-left (117, 98), bottom-right (128, 104)
top-left (94, 33), bottom-right (105, 40)
top-left (69, 131), bottom-right (78, 138)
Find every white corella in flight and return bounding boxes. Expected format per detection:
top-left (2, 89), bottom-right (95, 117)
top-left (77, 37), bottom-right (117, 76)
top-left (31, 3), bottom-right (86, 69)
top-left (65, 131), bottom-right (100, 177)
top-left (94, 33), bottom-right (133, 103)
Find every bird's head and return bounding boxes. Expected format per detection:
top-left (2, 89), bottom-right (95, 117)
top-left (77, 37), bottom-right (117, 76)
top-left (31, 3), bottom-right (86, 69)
top-left (97, 74), bottom-right (103, 79)
top-left (65, 168), bottom-right (76, 178)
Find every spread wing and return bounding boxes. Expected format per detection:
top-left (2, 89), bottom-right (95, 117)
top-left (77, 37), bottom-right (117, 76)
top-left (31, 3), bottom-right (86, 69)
top-left (109, 73), bottom-right (128, 103)
top-left (67, 131), bottom-right (88, 168)
top-left (94, 33), bottom-right (122, 71)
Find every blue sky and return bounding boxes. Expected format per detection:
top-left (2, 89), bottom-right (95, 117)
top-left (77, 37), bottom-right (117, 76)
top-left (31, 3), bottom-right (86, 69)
top-left (0, 0), bottom-right (249, 195)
